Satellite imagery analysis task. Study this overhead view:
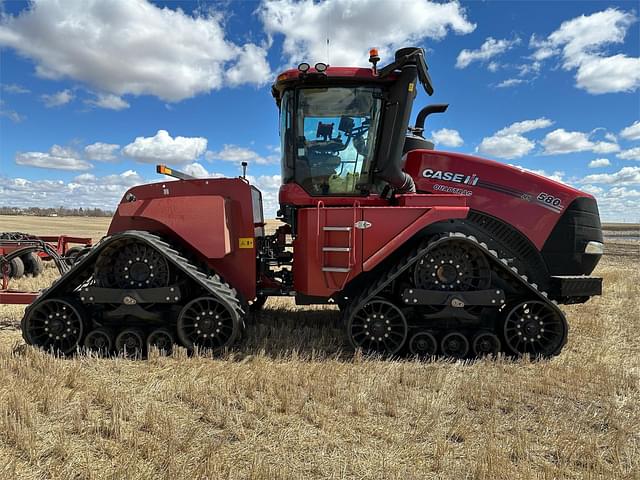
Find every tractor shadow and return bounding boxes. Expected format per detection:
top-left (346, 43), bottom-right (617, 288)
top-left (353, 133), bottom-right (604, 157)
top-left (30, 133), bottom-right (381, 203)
top-left (239, 305), bottom-right (350, 360)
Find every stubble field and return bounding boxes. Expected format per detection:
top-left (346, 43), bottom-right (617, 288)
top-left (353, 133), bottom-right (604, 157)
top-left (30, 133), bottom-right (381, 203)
top-left (0, 215), bottom-right (638, 479)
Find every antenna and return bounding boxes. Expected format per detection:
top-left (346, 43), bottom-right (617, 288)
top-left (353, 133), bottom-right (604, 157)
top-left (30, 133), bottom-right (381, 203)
top-left (326, 37), bottom-right (330, 65)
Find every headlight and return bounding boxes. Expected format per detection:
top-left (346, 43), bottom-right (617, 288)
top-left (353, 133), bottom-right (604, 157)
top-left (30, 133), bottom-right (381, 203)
top-left (584, 241), bottom-right (604, 255)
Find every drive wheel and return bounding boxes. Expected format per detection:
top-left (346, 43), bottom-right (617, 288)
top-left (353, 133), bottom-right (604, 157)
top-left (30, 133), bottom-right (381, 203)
top-left (9, 257), bottom-right (24, 279)
top-left (177, 296), bottom-right (241, 352)
top-left (84, 328), bottom-right (114, 353)
top-left (95, 240), bottom-right (169, 289)
top-left (414, 241), bottom-right (491, 291)
top-left (147, 328), bottom-right (175, 355)
top-left (472, 332), bottom-right (501, 357)
top-left (22, 253), bottom-right (44, 276)
top-left (115, 329), bottom-right (145, 358)
top-left (347, 299), bottom-right (408, 355)
top-left (503, 301), bottom-right (568, 357)
top-left (441, 332), bottom-right (469, 358)
top-left (22, 298), bottom-right (84, 354)
top-left (408, 332), bottom-right (438, 357)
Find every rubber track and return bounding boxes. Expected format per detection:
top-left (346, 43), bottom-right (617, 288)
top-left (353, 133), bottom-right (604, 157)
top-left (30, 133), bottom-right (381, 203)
top-left (343, 232), bottom-right (567, 352)
top-left (22, 230), bottom-right (244, 340)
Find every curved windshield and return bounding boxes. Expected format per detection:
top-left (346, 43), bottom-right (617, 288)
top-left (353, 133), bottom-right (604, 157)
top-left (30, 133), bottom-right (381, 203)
top-left (294, 87), bottom-right (383, 195)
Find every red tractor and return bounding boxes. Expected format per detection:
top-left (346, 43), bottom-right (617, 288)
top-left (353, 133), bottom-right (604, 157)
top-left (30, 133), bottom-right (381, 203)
top-left (21, 47), bottom-right (603, 358)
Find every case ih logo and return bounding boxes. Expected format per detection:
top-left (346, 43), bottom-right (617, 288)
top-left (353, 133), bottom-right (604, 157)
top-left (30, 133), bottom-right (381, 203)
top-left (422, 169), bottom-right (479, 186)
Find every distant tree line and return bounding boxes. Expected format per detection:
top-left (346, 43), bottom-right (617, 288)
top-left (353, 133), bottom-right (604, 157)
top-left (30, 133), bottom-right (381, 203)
top-left (0, 206), bottom-right (113, 217)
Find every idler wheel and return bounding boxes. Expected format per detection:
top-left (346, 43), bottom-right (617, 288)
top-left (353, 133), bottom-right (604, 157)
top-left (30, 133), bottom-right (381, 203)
top-left (408, 332), bottom-right (438, 357)
top-left (147, 328), bottom-right (175, 355)
top-left (347, 299), bottom-right (408, 355)
top-left (441, 332), bottom-right (469, 358)
top-left (414, 241), bottom-right (491, 291)
top-left (503, 300), bottom-right (568, 357)
top-left (95, 240), bottom-right (169, 289)
top-left (84, 328), bottom-right (114, 353)
top-left (472, 332), bottom-right (501, 357)
top-left (177, 296), bottom-right (241, 352)
top-left (22, 298), bottom-right (85, 354)
top-left (115, 329), bottom-right (145, 358)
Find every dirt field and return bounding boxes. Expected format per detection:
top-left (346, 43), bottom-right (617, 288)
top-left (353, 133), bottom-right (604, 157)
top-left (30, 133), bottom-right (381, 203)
top-left (0, 217), bottom-right (638, 479)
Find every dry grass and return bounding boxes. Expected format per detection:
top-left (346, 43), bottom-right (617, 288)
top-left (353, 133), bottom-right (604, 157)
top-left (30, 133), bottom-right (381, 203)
top-left (0, 217), bottom-right (638, 479)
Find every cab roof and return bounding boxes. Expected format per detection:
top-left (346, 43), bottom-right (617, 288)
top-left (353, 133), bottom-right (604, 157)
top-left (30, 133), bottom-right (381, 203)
top-left (271, 66), bottom-right (397, 101)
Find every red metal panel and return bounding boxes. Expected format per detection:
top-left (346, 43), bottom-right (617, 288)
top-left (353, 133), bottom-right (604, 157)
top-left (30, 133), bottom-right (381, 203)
top-left (362, 206), bottom-right (469, 272)
top-left (115, 196), bottom-right (232, 258)
top-left (293, 206), bottom-right (363, 297)
top-left (405, 150), bottom-right (590, 249)
top-left (109, 178), bottom-right (257, 302)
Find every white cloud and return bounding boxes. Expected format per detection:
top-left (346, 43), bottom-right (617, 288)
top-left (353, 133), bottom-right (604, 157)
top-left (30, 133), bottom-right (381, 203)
top-left (541, 128), bottom-right (619, 155)
top-left (250, 174), bottom-right (282, 217)
top-left (41, 89), bottom-right (74, 107)
top-left (84, 142), bottom-right (120, 162)
top-left (478, 135), bottom-right (534, 160)
top-left (617, 147), bottom-right (640, 161)
top-left (206, 144), bottom-right (277, 165)
top-left (496, 118), bottom-right (554, 136)
top-left (574, 54), bottom-right (640, 94)
top-left (123, 130), bottom-right (207, 164)
top-left (456, 37), bottom-right (519, 69)
top-left (588, 158), bottom-right (610, 168)
top-left (477, 118), bottom-right (553, 159)
top-left (496, 78), bottom-right (524, 88)
top-left (529, 9), bottom-right (640, 94)
top-left (85, 94), bottom-right (130, 111)
top-left (0, 0), bottom-right (271, 102)
top-left (259, 0), bottom-right (475, 67)
top-left (224, 43), bottom-right (272, 87)
top-left (431, 128), bottom-right (463, 147)
top-left (1, 83), bottom-right (30, 94)
top-left (580, 166), bottom-right (640, 185)
top-left (15, 145), bottom-right (92, 171)
top-left (620, 121), bottom-right (640, 141)
top-left (1, 170), bottom-right (146, 210)
top-left (582, 184), bottom-right (640, 222)
top-left (0, 103), bottom-right (25, 123)
top-left (182, 162), bottom-right (225, 179)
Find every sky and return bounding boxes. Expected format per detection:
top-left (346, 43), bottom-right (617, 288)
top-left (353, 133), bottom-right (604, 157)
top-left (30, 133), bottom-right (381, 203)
top-left (0, 0), bottom-right (639, 221)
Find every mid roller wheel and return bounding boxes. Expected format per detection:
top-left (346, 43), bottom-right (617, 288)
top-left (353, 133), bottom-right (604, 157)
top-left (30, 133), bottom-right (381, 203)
top-left (347, 299), bottom-right (408, 355)
top-left (441, 332), bottom-right (469, 358)
top-left (115, 329), bottom-right (145, 358)
top-left (503, 300), bottom-right (568, 357)
top-left (84, 328), bottom-right (114, 354)
top-left (22, 298), bottom-right (85, 354)
top-left (177, 296), bottom-right (241, 352)
top-left (472, 332), bottom-right (501, 357)
top-left (408, 332), bottom-right (438, 357)
top-left (147, 328), bottom-right (175, 355)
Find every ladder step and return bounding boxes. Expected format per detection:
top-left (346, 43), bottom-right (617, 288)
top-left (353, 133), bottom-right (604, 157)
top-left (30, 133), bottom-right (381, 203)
top-left (322, 267), bottom-right (351, 273)
top-left (322, 247), bottom-right (351, 252)
top-left (323, 226), bottom-right (351, 231)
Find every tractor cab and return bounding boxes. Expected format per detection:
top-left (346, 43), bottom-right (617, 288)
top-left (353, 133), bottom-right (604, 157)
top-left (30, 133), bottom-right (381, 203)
top-left (272, 47), bottom-right (440, 204)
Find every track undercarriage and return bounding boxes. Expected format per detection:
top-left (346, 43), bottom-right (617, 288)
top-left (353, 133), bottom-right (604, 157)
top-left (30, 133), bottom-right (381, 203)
top-left (22, 230), bottom-right (567, 359)
top-left (343, 233), bottom-right (568, 358)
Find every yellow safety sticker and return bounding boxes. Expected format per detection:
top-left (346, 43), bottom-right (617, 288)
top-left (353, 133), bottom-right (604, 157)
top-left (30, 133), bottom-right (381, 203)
top-left (408, 82), bottom-right (415, 92)
top-left (239, 238), bottom-right (254, 249)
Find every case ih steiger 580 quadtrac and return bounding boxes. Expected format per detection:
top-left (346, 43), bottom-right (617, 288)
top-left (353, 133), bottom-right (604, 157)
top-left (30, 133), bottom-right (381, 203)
top-left (21, 47), bottom-right (603, 359)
